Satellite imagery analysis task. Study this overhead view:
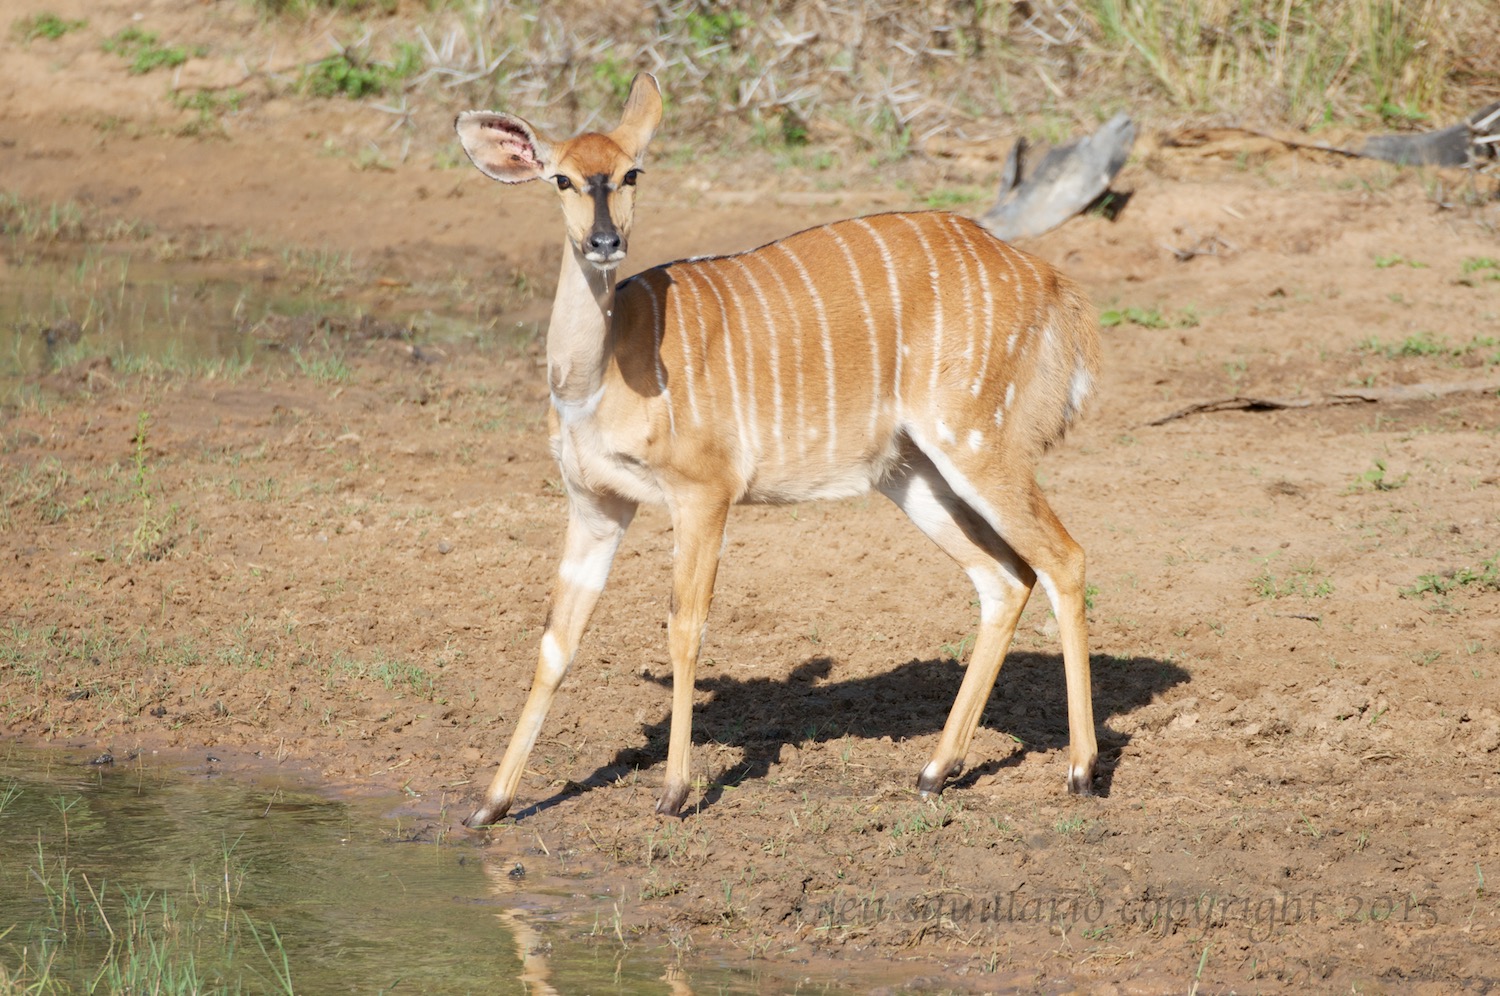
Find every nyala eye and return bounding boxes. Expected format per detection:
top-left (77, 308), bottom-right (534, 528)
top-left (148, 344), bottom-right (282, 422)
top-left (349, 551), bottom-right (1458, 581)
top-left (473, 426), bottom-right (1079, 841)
top-left (554, 175), bottom-right (573, 191)
top-left (622, 169), bottom-right (640, 187)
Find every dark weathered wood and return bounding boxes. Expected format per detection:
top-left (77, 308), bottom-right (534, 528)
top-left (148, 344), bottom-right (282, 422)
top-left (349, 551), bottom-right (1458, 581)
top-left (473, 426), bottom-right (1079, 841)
top-left (1147, 377), bottom-right (1500, 427)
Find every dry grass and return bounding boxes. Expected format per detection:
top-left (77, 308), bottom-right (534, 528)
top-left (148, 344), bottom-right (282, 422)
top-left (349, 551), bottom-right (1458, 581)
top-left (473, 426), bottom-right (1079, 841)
top-left (287, 0), bottom-right (1500, 170)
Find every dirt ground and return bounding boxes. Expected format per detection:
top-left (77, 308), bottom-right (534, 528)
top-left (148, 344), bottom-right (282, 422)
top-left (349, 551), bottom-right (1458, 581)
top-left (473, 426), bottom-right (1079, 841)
top-left (3, 4), bottom-right (1500, 992)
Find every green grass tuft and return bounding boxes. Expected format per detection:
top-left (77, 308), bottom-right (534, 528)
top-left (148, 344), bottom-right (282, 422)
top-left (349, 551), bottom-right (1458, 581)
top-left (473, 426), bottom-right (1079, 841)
top-left (102, 26), bottom-right (199, 75)
top-left (1401, 555), bottom-right (1500, 598)
top-left (14, 12), bottom-right (86, 42)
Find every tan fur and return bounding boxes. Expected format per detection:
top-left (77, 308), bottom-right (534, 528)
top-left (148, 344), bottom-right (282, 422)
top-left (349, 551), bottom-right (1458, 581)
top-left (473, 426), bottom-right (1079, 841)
top-left (456, 75), bottom-right (1101, 826)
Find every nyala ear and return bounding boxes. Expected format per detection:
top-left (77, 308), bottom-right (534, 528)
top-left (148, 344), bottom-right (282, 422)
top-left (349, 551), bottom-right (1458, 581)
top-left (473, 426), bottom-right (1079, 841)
top-left (610, 73), bottom-right (663, 163)
top-left (455, 111), bottom-right (555, 184)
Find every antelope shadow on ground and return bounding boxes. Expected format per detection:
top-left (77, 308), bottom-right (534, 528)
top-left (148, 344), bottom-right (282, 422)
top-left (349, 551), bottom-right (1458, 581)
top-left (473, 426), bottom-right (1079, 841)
top-left (507, 650), bottom-right (1188, 819)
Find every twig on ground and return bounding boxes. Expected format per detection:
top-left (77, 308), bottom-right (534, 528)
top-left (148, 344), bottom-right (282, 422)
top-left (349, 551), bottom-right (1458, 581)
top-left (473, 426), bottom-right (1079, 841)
top-left (1147, 376), bottom-right (1500, 426)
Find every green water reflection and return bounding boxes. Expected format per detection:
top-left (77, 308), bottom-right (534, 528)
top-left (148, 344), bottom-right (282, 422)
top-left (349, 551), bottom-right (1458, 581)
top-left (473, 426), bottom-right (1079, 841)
top-left (0, 746), bottom-right (844, 995)
top-left (0, 746), bottom-right (523, 992)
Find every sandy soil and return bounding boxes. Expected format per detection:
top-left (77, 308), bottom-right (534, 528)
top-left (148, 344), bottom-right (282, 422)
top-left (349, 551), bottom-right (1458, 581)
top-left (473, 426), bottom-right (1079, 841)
top-left (3, 4), bottom-right (1499, 991)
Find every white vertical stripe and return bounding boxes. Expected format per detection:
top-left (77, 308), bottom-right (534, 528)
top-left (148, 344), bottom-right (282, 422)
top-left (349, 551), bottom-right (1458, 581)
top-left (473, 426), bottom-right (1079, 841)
top-left (737, 258), bottom-right (785, 465)
top-left (638, 275), bottom-right (674, 438)
top-left (729, 257), bottom-right (781, 465)
top-left (776, 241), bottom-right (838, 464)
top-left (678, 262), bottom-right (711, 423)
top-left (825, 225), bottom-right (882, 438)
top-left (684, 265), bottom-right (752, 466)
top-left (946, 218), bottom-right (996, 397)
top-left (726, 262), bottom-right (786, 468)
top-left (933, 218), bottom-right (976, 366)
top-left (639, 276), bottom-right (667, 393)
top-left (746, 250), bottom-right (807, 462)
top-left (1011, 247), bottom-right (1041, 352)
top-left (665, 267), bottom-right (702, 425)
top-left (853, 218), bottom-right (904, 413)
top-left (987, 242), bottom-right (1025, 358)
top-left (720, 260), bottom-right (762, 461)
top-left (896, 215), bottom-right (944, 401)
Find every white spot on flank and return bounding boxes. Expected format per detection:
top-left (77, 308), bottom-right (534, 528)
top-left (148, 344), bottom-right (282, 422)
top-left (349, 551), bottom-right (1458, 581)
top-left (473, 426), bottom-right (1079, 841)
top-left (993, 407), bottom-right (1005, 428)
top-left (1005, 382), bottom-right (1016, 408)
top-left (936, 420), bottom-right (956, 445)
top-left (1005, 331), bottom-right (1019, 354)
top-left (967, 429), bottom-right (983, 452)
top-left (1067, 361), bottom-right (1094, 419)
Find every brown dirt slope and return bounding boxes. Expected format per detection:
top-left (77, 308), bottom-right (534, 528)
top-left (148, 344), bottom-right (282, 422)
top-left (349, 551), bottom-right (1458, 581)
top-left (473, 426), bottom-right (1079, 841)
top-left (3, 4), bottom-right (1499, 991)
